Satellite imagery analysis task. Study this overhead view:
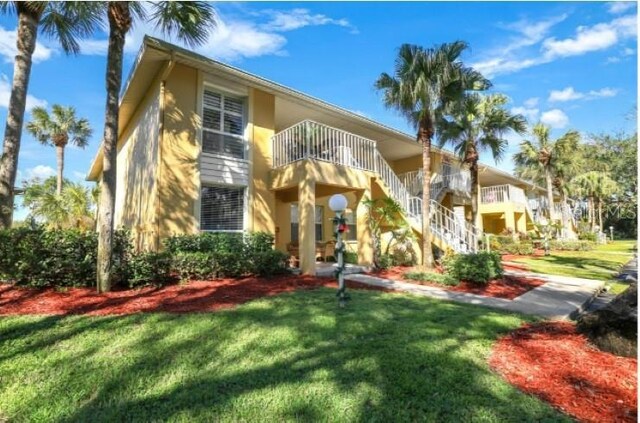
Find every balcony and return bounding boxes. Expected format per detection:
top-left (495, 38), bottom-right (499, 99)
top-left (480, 184), bottom-right (526, 205)
top-left (398, 168), bottom-right (471, 198)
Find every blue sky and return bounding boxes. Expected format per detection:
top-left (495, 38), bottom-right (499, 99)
top-left (0, 1), bottom-right (637, 220)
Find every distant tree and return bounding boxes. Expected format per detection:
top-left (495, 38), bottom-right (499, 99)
top-left (26, 105), bottom-right (92, 195)
top-left (22, 176), bottom-right (95, 230)
top-left (0, 2), bottom-right (98, 229)
top-left (438, 93), bottom-right (527, 233)
top-left (572, 171), bottom-right (619, 230)
top-left (375, 42), bottom-right (489, 268)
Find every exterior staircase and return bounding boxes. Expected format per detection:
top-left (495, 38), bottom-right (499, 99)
top-left (272, 120), bottom-right (479, 253)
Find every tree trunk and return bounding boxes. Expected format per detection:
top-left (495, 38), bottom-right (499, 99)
top-left (560, 189), bottom-right (568, 238)
top-left (0, 11), bottom-right (39, 228)
top-left (420, 119), bottom-right (434, 269)
top-left (588, 197), bottom-right (595, 231)
top-left (55, 145), bottom-right (65, 195)
top-left (598, 197), bottom-right (603, 230)
top-left (97, 2), bottom-right (130, 293)
top-left (545, 170), bottom-right (554, 221)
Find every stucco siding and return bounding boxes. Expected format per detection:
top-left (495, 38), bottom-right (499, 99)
top-left (114, 83), bottom-right (160, 250)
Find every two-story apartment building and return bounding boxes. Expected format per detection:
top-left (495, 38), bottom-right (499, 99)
top-left (87, 36), bottom-right (564, 275)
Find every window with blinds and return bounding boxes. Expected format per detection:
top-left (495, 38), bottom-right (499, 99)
top-left (200, 185), bottom-right (245, 231)
top-left (290, 204), bottom-right (323, 242)
top-left (202, 90), bottom-right (246, 159)
top-left (344, 212), bottom-right (357, 241)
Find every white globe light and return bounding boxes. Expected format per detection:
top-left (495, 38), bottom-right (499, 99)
top-left (329, 194), bottom-right (348, 212)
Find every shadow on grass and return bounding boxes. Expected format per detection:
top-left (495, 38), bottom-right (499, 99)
top-left (0, 289), bottom-right (569, 422)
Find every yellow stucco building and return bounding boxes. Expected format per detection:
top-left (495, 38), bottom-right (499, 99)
top-left (88, 37), bottom-right (567, 275)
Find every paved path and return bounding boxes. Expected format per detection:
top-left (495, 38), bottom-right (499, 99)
top-left (586, 255), bottom-right (637, 312)
top-left (345, 270), bottom-right (604, 320)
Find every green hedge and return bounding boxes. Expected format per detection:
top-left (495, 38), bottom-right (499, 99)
top-left (549, 240), bottom-right (595, 251)
top-left (0, 228), bottom-right (289, 288)
top-left (0, 227), bottom-right (130, 287)
top-left (499, 242), bottom-right (534, 255)
top-left (443, 251), bottom-right (503, 284)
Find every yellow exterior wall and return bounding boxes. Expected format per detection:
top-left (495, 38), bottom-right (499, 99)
top-left (113, 83), bottom-right (161, 251)
top-left (250, 89), bottom-right (276, 234)
top-left (158, 63), bottom-right (200, 240)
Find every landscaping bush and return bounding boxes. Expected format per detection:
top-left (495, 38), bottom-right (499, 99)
top-left (549, 240), bottom-right (594, 251)
top-left (443, 251), bottom-right (503, 284)
top-left (499, 242), bottom-right (535, 255)
top-left (578, 232), bottom-right (597, 242)
top-left (127, 251), bottom-right (172, 288)
top-left (489, 235), bottom-right (516, 251)
top-left (377, 254), bottom-right (393, 269)
top-left (404, 270), bottom-right (458, 286)
top-left (172, 252), bottom-right (215, 281)
top-left (0, 227), bottom-right (131, 288)
top-left (251, 250), bottom-right (290, 277)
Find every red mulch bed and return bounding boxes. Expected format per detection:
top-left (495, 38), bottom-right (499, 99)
top-left (0, 276), bottom-right (385, 316)
top-left (489, 322), bottom-right (637, 423)
top-left (371, 266), bottom-right (545, 300)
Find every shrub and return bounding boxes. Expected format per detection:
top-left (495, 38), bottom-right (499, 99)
top-left (390, 245), bottom-right (417, 266)
top-left (404, 270), bottom-right (458, 286)
top-left (172, 252), bottom-right (215, 281)
top-left (578, 232), bottom-right (597, 242)
top-left (377, 254), bottom-right (393, 269)
top-left (250, 250), bottom-right (290, 277)
top-left (489, 235), bottom-right (516, 251)
top-left (127, 251), bottom-right (172, 288)
top-left (443, 251), bottom-right (503, 284)
top-left (499, 242), bottom-right (534, 256)
top-left (550, 240), bottom-right (594, 251)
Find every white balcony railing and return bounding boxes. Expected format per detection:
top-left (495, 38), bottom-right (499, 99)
top-left (398, 168), bottom-right (471, 198)
top-left (272, 120), bottom-right (377, 172)
top-left (480, 184), bottom-right (526, 205)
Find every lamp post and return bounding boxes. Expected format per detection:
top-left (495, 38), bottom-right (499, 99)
top-left (329, 194), bottom-right (349, 307)
top-left (609, 226), bottom-right (614, 242)
top-left (539, 216), bottom-right (550, 256)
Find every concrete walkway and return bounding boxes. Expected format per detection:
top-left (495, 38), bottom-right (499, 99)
top-left (345, 270), bottom-right (604, 320)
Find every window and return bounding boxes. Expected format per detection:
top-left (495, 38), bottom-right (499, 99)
top-left (344, 212), bottom-right (357, 241)
top-left (202, 90), bottom-right (246, 159)
top-left (290, 204), bottom-right (323, 242)
top-left (200, 185), bottom-right (244, 231)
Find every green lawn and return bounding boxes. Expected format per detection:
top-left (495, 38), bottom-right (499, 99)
top-left (511, 240), bottom-right (636, 294)
top-left (0, 288), bottom-right (568, 422)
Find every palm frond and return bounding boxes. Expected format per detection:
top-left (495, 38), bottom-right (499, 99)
top-left (148, 1), bottom-right (216, 48)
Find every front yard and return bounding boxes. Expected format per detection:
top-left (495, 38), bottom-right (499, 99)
top-left (506, 240), bottom-right (636, 293)
top-left (0, 287), bottom-right (567, 422)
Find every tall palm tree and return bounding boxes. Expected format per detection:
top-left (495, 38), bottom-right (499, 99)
top-left (96, 2), bottom-right (216, 292)
top-left (26, 105), bottom-right (92, 195)
top-left (375, 42), bottom-right (489, 268)
top-left (0, 2), bottom-right (98, 229)
top-left (513, 124), bottom-right (579, 223)
top-left (438, 93), bottom-right (527, 234)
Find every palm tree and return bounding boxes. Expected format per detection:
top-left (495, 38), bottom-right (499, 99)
top-left (96, 2), bottom-right (216, 292)
top-left (513, 124), bottom-right (580, 224)
top-left (572, 171), bottom-right (619, 230)
top-left (26, 105), bottom-right (92, 195)
top-left (375, 42), bottom-right (489, 268)
top-left (22, 176), bottom-right (95, 230)
top-left (438, 93), bottom-right (527, 234)
top-left (0, 2), bottom-right (98, 229)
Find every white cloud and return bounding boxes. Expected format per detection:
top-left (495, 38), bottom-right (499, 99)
top-left (523, 97), bottom-right (539, 108)
top-left (548, 86), bottom-right (619, 102)
top-left (607, 2), bottom-right (636, 14)
top-left (25, 165), bottom-right (56, 181)
top-left (473, 13), bottom-right (637, 78)
top-left (79, 8), bottom-right (355, 62)
top-left (72, 171), bottom-right (87, 181)
top-left (0, 26), bottom-right (54, 64)
top-left (543, 14), bottom-right (636, 59)
top-left (540, 109), bottom-right (569, 128)
top-left (262, 8), bottom-right (357, 33)
top-left (0, 74), bottom-right (47, 111)
top-left (511, 106), bottom-right (539, 123)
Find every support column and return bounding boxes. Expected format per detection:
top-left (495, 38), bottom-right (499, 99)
top-left (355, 188), bottom-right (373, 266)
top-left (515, 212), bottom-right (526, 234)
top-left (505, 211), bottom-right (516, 237)
top-left (298, 177), bottom-right (316, 275)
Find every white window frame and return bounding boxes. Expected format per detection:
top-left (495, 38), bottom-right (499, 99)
top-left (201, 86), bottom-right (248, 160)
top-left (290, 204), bottom-right (324, 242)
top-left (199, 184), bottom-right (248, 233)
